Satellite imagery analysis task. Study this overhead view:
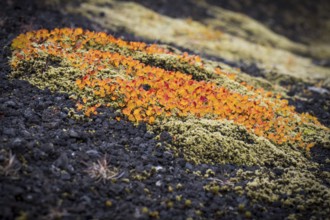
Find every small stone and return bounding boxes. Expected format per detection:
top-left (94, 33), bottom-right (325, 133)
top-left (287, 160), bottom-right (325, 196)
top-left (25, 194), bottom-right (34, 202)
top-left (54, 152), bottom-right (69, 169)
top-left (41, 143), bottom-right (54, 154)
top-left (26, 141), bottom-right (37, 149)
top-left (308, 86), bottom-right (329, 95)
top-left (23, 108), bottom-right (35, 119)
top-left (273, 168), bottom-right (284, 176)
top-left (133, 137), bottom-right (143, 145)
top-left (160, 131), bottom-right (172, 142)
top-left (86, 149), bottom-right (100, 157)
top-left (69, 129), bottom-right (80, 138)
top-left (44, 121), bottom-right (60, 129)
top-left (144, 132), bottom-right (154, 139)
top-left (32, 148), bottom-right (46, 160)
top-left (20, 129), bottom-right (31, 137)
top-left (80, 195), bottom-right (92, 204)
top-left (11, 137), bottom-right (24, 148)
top-left (163, 151), bottom-right (173, 160)
top-left (109, 120), bottom-right (116, 125)
top-left (176, 158), bottom-right (186, 167)
top-left (185, 163), bottom-right (193, 170)
top-left (3, 128), bottom-right (16, 136)
top-left (61, 171), bottom-right (71, 180)
top-left (66, 164), bottom-right (75, 174)
top-left (4, 100), bottom-right (17, 108)
top-left (55, 96), bottom-right (63, 102)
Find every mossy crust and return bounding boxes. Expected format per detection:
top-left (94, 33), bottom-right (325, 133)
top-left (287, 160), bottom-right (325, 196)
top-left (150, 117), bottom-right (318, 168)
top-left (230, 168), bottom-right (330, 219)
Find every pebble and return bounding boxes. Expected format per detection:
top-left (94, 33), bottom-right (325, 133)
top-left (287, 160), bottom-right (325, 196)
top-left (11, 137), bottom-right (24, 148)
top-left (61, 171), bottom-right (71, 181)
top-left (4, 100), bottom-right (17, 108)
top-left (185, 162), bottom-right (194, 170)
top-left (3, 128), bottom-right (16, 136)
top-left (86, 149), bottom-right (100, 157)
top-left (54, 152), bottom-right (69, 169)
top-left (69, 129), bottom-right (80, 138)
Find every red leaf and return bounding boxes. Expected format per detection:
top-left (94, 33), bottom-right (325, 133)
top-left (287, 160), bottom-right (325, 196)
top-left (200, 96), bottom-right (207, 103)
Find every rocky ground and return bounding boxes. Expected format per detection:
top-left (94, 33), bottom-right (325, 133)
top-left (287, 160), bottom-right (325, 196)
top-left (0, 0), bottom-right (329, 220)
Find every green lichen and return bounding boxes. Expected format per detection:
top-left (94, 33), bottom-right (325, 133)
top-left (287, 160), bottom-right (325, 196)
top-left (9, 56), bottom-right (84, 95)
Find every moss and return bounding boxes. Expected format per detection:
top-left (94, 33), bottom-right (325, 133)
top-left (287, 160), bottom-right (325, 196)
top-left (244, 211), bottom-right (252, 218)
top-left (141, 207), bottom-right (149, 214)
top-left (203, 182), bottom-right (220, 195)
top-left (166, 201), bottom-right (174, 209)
top-left (105, 200), bottom-right (112, 207)
top-left (176, 195), bottom-right (182, 202)
top-left (184, 199), bottom-right (192, 207)
top-left (131, 170), bottom-right (153, 181)
top-left (204, 168), bottom-right (215, 178)
top-left (231, 167), bottom-right (330, 219)
top-left (195, 209), bottom-right (202, 216)
top-left (176, 183), bottom-right (183, 190)
top-left (148, 210), bottom-right (160, 219)
top-left (15, 211), bottom-right (29, 220)
top-left (10, 57), bottom-right (84, 95)
top-left (300, 124), bottom-right (330, 149)
top-left (150, 117), bottom-right (317, 167)
top-left (237, 203), bottom-right (245, 212)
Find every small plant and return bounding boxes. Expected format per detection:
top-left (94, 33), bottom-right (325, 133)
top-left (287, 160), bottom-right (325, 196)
top-left (85, 155), bottom-right (121, 183)
top-left (42, 207), bottom-right (69, 220)
top-left (0, 150), bottom-right (20, 177)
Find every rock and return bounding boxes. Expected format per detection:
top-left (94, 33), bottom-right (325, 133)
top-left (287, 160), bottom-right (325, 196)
top-left (3, 128), bottom-right (16, 136)
top-left (11, 137), bottom-right (24, 148)
top-left (4, 100), bottom-right (17, 108)
top-left (185, 162), bottom-right (193, 170)
top-left (86, 149), bottom-right (100, 158)
top-left (61, 171), bottom-right (71, 181)
top-left (69, 129), bottom-right (80, 138)
top-left (54, 152), bottom-right (69, 169)
top-left (308, 86), bottom-right (329, 95)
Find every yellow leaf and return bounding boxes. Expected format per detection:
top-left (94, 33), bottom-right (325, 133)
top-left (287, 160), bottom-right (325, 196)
top-left (149, 116), bottom-right (155, 124)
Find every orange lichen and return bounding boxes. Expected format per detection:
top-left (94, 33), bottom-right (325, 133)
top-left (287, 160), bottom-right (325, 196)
top-left (10, 28), bottom-right (324, 149)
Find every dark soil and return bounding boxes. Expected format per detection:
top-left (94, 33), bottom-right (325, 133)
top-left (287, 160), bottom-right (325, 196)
top-left (0, 0), bottom-right (329, 219)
